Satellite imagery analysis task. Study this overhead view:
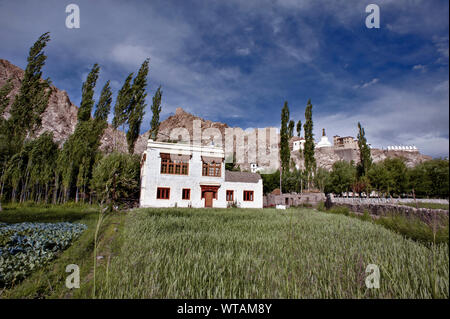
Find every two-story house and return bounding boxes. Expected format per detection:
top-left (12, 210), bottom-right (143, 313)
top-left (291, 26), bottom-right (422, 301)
top-left (139, 140), bottom-right (263, 208)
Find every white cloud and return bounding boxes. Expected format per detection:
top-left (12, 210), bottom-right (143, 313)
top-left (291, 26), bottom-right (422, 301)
top-left (412, 64), bottom-right (426, 71)
top-left (353, 78), bottom-right (379, 89)
top-left (235, 47), bottom-right (251, 56)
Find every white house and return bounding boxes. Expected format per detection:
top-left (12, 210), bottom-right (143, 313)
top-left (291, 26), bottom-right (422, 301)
top-left (291, 136), bottom-right (305, 151)
top-left (140, 140), bottom-right (263, 208)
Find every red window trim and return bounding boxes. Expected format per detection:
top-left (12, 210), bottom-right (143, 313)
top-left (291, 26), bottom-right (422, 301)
top-left (202, 162), bottom-right (221, 177)
top-left (160, 153), bottom-right (189, 175)
top-left (182, 188), bottom-right (191, 200)
top-left (243, 190), bottom-right (254, 201)
top-left (156, 187), bottom-right (170, 199)
top-left (226, 190), bottom-right (234, 201)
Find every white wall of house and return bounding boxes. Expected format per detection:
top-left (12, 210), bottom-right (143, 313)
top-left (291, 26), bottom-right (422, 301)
top-left (140, 141), bottom-right (263, 209)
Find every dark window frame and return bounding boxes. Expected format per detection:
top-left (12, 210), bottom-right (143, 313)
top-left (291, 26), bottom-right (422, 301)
top-left (156, 187), bottom-right (170, 199)
top-left (243, 190), bottom-right (254, 201)
top-left (182, 188), bottom-right (191, 200)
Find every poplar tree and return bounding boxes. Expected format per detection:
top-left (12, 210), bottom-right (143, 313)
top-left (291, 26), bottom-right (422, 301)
top-left (77, 64), bottom-right (100, 123)
top-left (94, 80), bottom-right (112, 122)
top-left (58, 64), bottom-right (101, 202)
top-left (357, 122), bottom-right (372, 178)
top-left (5, 32), bottom-right (52, 151)
top-left (0, 80), bottom-right (13, 118)
top-left (296, 120), bottom-right (302, 137)
top-left (126, 59), bottom-right (149, 154)
top-left (303, 99), bottom-right (316, 189)
top-left (112, 73), bottom-right (133, 130)
top-left (280, 101), bottom-right (290, 173)
top-left (149, 85), bottom-right (162, 140)
top-left (288, 120), bottom-right (295, 139)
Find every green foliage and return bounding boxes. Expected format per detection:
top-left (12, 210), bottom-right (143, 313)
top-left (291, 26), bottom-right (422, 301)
top-left (0, 79), bottom-right (13, 117)
top-left (314, 167), bottom-right (331, 193)
top-left (367, 162), bottom-right (391, 196)
top-left (303, 99), bottom-right (316, 188)
top-left (280, 101), bottom-right (290, 174)
top-left (329, 161), bottom-right (356, 195)
top-left (375, 214), bottom-right (449, 245)
top-left (77, 64), bottom-right (100, 123)
top-left (91, 152), bottom-right (140, 205)
top-left (408, 159), bottom-right (449, 198)
top-left (1, 33), bottom-right (52, 162)
top-left (94, 80), bottom-right (113, 122)
top-left (149, 85), bottom-right (162, 140)
top-left (296, 120), bottom-right (301, 137)
top-left (126, 59), bottom-right (149, 154)
top-left (383, 157), bottom-right (408, 196)
top-left (1, 132), bottom-right (59, 203)
top-left (112, 73), bottom-right (133, 130)
top-left (356, 122), bottom-right (372, 177)
top-left (288, 120), bottom-right (295, 139)
top-left (261, 170), bottom-right (280, 194)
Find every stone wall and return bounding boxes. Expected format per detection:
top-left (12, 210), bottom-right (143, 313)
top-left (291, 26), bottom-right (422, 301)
top-left (332, 202), bottom-right (449, 227)
top-left (264, 192), bottom-right (326, 208)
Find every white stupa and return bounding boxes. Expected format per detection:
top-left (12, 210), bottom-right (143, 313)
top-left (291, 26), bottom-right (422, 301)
top-left (316, 128), bottom-right (332, 148)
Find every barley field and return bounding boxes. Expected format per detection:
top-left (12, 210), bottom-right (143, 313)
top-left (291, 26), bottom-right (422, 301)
top-left (96, 208), bottom-right (449, 299)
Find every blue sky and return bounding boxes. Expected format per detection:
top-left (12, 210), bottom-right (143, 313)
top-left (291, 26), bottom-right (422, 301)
top-left (0, 0), bottom-right (448, 157)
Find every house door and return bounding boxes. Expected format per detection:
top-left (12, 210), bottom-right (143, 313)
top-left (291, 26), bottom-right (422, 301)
top-left (204, 191), bottom-right (213, 207)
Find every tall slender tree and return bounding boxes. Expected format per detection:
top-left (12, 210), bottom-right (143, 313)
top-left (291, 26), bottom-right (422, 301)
top-left (77, 64), bottom-right (100, 123)
top-left (288, 120), bottom-right (295, 139)
top-left (92, 80), bottom-right (113, 151)
top-left (280, 101), bottom-right (291, 174)
top-left (126, 59), bottom-right (149, 154)
top-left (303, 99), bottom-right (316, 189)
top-left (5, 32), bottom-right (52, 151)
top-left (112, 73), bottom-right (133, 131)
top-left (94, 80), bottom-right (112, 122)
top-left (357, 122), bottom-right (372, 178)
top-left (58, 64), bottom-right (101, 202)
top-left (149, 85), bottom-right (162, 140)
top-left (296, 120), bottom-right (302, 137)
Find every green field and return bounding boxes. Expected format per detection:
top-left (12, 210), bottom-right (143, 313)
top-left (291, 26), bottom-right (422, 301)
top-left (1, 206), bottom-right (448, 299)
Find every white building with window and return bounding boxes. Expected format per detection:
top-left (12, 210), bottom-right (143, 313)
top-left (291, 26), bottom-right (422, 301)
top-left (139, 140), bottom-right (263, 208)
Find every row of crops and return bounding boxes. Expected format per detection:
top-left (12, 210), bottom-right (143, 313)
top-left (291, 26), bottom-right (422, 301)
top-left (0, 222), bottom-right (87, 287)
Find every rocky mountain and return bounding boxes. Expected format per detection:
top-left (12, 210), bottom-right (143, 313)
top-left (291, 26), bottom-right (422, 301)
top-left (0, 58), bottom-right (433, 170)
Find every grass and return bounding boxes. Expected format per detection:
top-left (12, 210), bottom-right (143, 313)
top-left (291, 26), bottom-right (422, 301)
top-left (94, 208), bottom-right (448, 298)
top-left (320, 205), bottom-right (449, 245)
top-left (399, 202), bottom-right (449, 211)
top-left (1, 206), bottom-right (448, 299)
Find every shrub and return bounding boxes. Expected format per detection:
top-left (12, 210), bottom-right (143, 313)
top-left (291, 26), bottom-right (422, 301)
top-left (328, 206), bottom-right (350, 216)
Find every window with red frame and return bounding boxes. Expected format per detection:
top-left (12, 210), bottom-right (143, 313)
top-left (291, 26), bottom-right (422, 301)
top-left (156, 187), bottom-right (170, 199)
top-left (243, 190), bottom-right (254, 201)
top-left (226, 190), bottom-right (234, 201)
top-left (182, 188), bottom-right (190, 200)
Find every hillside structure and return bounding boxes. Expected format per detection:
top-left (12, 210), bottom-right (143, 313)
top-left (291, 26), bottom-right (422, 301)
top-left (333, 135), bottom-right (358, 149)
top-left (140, 140), bottom-right (263, 208)
top-left (316, 128), bottom-right (333, 148)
